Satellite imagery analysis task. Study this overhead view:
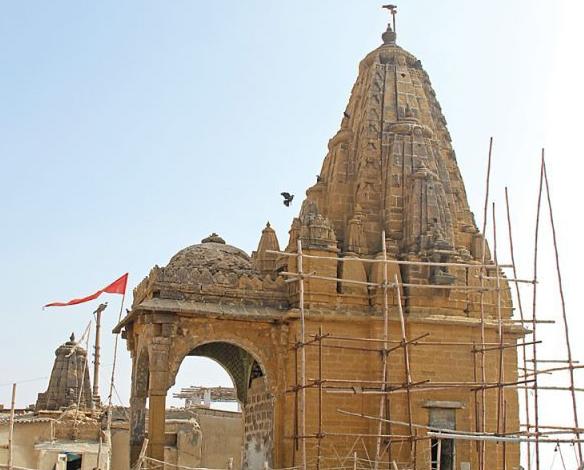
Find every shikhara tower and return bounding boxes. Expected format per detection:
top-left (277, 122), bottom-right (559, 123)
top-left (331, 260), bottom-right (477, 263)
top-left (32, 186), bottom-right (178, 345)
top-left (119, 16), bottom-right (519, 470)
top-left (296, 21), bottom-right (478, 273)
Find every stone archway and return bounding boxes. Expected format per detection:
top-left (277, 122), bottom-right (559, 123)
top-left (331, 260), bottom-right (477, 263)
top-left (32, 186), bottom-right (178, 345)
top-left (176, 341), bottom-right (274, 469)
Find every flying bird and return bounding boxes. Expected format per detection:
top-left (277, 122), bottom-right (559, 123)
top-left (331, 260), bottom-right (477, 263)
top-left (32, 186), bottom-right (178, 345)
top-left (281, 192), bottom-right (294, 207)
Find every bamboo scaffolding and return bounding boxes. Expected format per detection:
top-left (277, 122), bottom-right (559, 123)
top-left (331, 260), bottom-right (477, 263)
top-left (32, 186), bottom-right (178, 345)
top-left (275, 150), bottom-right (584, 470)
top-left (542, 156), bottom-right (583, 466)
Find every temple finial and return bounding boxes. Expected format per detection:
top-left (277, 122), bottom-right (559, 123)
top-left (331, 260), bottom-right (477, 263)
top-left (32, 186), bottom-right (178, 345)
top-left (69, 332), bottom-right (76, 342)
top-left (381, 4), bottom-right (397, 44)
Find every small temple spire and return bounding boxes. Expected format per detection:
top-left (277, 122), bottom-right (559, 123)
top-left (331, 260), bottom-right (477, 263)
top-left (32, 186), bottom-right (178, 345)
top-left (35, 334), bottom-right (93, 411)
top-left (381, 4), bottom-right (397, 44)
top-left (251, 222), bottom-right (281, 274)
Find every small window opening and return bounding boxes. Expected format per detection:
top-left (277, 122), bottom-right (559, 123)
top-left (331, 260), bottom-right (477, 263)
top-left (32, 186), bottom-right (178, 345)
top-left (430, 438), bottom-right (454, 470)
top-left (249, 360), bottom-right (264, 387)
top-left (427, 406), bottom-right (457, 470)
top-left (65, 453), bottom-right (82, 470)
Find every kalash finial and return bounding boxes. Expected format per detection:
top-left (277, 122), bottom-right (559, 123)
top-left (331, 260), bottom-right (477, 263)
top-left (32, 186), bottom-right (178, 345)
top-left (381, 4), bottom-right (397, 44)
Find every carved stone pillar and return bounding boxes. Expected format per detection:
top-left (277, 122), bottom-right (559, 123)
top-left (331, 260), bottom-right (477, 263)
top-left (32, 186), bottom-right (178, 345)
top-left (148, 394), bottom-right (166, 462)
top-left (129, 349), bottom-right (150, 467)
top-left (148, 341), bottom-right (170, 463)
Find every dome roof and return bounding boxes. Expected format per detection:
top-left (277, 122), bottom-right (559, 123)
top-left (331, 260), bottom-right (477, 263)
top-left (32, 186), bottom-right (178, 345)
top-left (162, 235), bottom-right (259, 287)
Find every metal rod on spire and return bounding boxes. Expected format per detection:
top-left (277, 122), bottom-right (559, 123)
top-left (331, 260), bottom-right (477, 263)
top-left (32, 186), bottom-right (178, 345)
top-left (382, 4), bottom-right (398, 33)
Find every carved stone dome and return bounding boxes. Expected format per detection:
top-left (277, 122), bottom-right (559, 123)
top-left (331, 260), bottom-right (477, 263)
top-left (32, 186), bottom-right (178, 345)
top-left (162, 236), bottom-right (259, 287)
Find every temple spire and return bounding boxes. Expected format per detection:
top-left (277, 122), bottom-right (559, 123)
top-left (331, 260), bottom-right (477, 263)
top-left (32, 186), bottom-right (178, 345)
top-left (252, 222), bottom-right (281, 274)
top-left (35, 334), bottom-right (93, 411)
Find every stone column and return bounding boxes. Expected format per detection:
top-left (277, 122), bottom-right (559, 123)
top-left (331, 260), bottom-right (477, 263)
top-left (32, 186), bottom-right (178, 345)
top-left (148, 393), bottom-right (167, 462)
top-left (148, 342), bottom-right (170, 463)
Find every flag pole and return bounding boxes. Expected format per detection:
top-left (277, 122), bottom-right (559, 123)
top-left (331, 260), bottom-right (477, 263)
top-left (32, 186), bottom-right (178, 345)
top-left (106, 293), bottom-right (126, 429)
top-left (96, 293), bottom-right (126, 470)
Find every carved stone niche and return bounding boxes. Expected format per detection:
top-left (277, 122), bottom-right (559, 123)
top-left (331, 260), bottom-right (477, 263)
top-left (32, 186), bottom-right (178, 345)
top-left (403, 164), bottom-right (454, 255)
top-left (346, 208), bottom-right (366, 255)
top-left (298, 201), bottom-right (337, 251)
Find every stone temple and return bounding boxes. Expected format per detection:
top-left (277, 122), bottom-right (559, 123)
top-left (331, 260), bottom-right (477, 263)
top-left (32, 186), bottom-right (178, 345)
top-left (115, 18), bottom-right (520, 470)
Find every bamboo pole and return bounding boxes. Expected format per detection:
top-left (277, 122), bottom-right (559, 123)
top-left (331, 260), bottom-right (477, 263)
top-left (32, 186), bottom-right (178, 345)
top-left (473, 341), bottom-right (540, 354)
top-left (7, 384), bottom-right (16, 470)
top-left (522, 364), bottom-right (584, 377)
top-left (492, 202), bottom-right (505, 435)
top-left (293, 334), bottom-right (298, 464)
top-left (502, 401), bottom-right (508, 470)
top-left (394, 273), bottom-right (415, 468)
top-left (132, 438), bottom-right (148, 470)
top-left (297, 239), bottom-right (307, 470)
top-left (478, 136), bottom-right (493, 470)
top-left (316, 327), bottom-right (323, 470)
top-left (517, 386), bottom-right (584, 393)
top-left (427, 432), bottom-right (584, 444)
top-left (532, 151), bottom-right (545, 470)
top-left (473, 339), bottom-right (481, 457)
top-left (542, 156), bottom-right (583, 465)
top-left (308, 335), bottom-right (514, 347)
top-left (268, 250), bottom-right (512, 269)
top-left (338, 408), bottom-right (523, 438)
top-left (374, 233), bottom-right (390, 470)
top-left (282, 272), bottom-right (503, 291)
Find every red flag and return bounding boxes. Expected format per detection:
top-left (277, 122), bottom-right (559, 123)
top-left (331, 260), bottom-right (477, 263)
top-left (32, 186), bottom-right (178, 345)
top-left (44, 273), bottom-right (128, 308)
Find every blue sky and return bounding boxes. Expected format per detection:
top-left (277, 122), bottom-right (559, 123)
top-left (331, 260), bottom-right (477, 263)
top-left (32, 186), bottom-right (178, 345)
top-left (1, 0), bottom-right (583, 466)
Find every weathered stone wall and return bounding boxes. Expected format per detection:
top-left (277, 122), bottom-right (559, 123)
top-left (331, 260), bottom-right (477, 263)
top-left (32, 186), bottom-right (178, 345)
top-left (0, 421), bottom-right (50, 470)
top-left (243, 376), bottom-right (273, 469)
top-left (195, 409), bottom-right (243, 469)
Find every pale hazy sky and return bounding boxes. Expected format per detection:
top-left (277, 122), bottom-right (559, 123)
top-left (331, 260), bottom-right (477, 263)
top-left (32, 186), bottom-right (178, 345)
top-left (1, 1), bottom-right (583, 467)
